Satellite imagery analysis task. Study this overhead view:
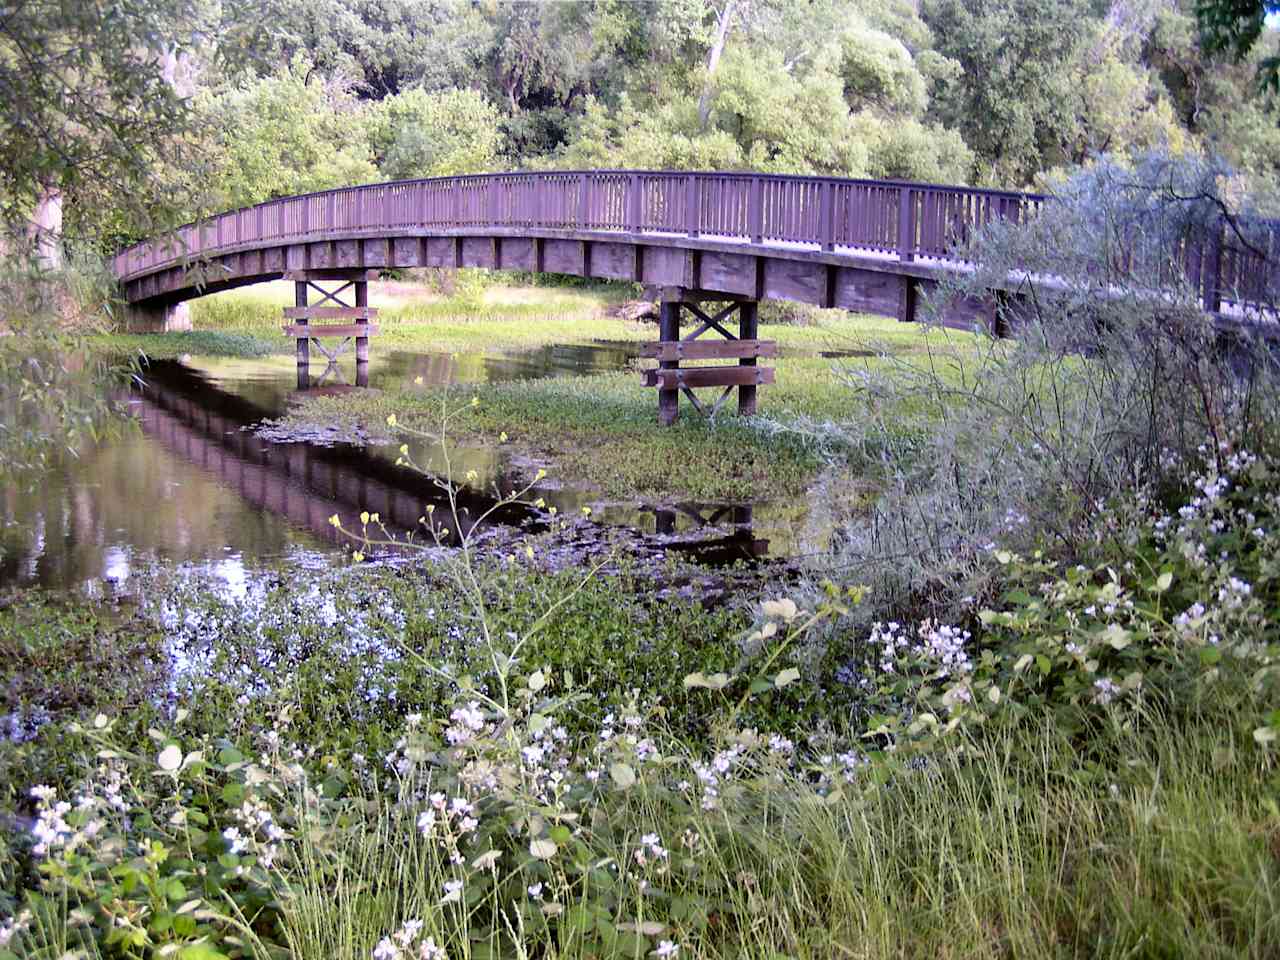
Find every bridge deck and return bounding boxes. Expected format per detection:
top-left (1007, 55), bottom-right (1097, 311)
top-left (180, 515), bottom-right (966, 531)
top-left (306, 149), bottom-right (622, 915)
top-left (113, 170), bottom-right (1278, 327)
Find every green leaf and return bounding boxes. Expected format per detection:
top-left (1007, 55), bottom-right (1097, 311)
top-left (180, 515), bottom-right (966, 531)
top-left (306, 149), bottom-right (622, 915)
top-left (610, 763), bottom-right (636, 790)
top-left (774, 667), bottom-right (801, 687)
top-left (529, 838), bottom-right (557, 859)
top-left (179, 943), bottom-right (230, 960)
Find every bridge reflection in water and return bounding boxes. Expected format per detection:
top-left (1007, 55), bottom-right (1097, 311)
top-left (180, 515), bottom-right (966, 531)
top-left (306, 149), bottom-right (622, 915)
top-left (130, 361), bottom-right (770, 569)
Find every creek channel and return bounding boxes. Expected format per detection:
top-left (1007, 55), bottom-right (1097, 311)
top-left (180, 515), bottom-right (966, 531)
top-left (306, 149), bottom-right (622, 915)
top-left (1, 343), bottom-right (822, 595)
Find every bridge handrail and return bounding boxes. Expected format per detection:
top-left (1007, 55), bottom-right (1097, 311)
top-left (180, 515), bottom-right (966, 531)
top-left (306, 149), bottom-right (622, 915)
top-left (112, 169), bottom-right (1274, 316)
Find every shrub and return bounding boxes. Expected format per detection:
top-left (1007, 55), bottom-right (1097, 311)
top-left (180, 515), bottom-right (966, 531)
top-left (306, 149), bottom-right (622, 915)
top-left (813, 149), bottom-right (1280, 624)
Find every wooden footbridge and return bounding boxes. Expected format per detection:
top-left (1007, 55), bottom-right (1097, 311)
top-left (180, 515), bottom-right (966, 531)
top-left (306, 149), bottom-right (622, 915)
top-left (114, 170), bottom-right (1277, 424)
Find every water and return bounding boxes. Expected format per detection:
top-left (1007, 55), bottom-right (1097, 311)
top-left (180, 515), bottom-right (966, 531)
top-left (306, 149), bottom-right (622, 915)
top-left (1, 343), bottom-right (818, 593)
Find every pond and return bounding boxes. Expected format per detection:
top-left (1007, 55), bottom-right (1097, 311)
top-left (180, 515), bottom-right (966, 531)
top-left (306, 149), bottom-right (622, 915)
top-left (1, 342), bottom-right (821, 594)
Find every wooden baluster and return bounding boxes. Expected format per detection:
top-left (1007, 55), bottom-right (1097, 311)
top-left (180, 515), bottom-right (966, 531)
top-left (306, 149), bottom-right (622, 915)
top-left (686, 175), bottom-right (700, 238)
top-left (898, 187), bottom-right (916, 262)
top-left (821, 181), bottom-right (837, 251)
top-left (749, 177), bottom-right (763, 244)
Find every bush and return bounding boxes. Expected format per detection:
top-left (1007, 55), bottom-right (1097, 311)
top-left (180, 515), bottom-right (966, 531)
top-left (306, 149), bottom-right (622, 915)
top-left (812, 149), bottom-right (1280, 624)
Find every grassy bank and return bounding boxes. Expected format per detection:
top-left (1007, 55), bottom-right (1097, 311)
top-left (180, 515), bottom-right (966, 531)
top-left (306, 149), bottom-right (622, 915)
top-left (4, 439), bottom-right (1279, 958)
top-left (103, 278), bottom-right (644, 359)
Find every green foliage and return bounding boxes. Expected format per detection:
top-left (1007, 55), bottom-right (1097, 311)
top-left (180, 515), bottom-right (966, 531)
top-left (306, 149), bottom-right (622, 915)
top-left (367, 89), bottom-right (502, 180)
top-left (199, 58), bottom-right (379, 210)
top-left (0, 0), bottom-right (260, 245)
top-left (1196, 0), bottom-right (1280, 92)
top-left (923, 0), bottom-right (1093, 184)
top-left (859, 446), bottom-right (1280, 759)
top-left (837, 22), bottom-right (928, 116)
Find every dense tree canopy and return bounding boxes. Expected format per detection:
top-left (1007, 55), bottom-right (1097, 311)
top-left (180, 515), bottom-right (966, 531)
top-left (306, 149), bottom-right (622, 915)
top-left (3, 0), bottom-right (1278, 252)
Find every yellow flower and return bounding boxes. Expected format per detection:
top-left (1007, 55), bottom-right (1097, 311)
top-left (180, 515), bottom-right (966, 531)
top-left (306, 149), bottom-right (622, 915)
top-left (399, 444), bottom-right (409, 456)
top-left (386, 414), bottom-right (398, 427)
top-left (525, 545), bottom-right (535, 560)
top-left (535, 468), bottom-right (547, 481)
top-left (499, 432), bottom-right (508, 443)
top-left (581, 506), bottom-right (592, 517)
top-left (352, 551), bottom-right (364, 563)
top-left (470, 396), bottom-right (479, 407)
top-left (329, 514), bottom-right (341, 527)
top-left (360, 511), bottom-right (370, 525)
top-left (466, 470), bottom-right (478, 483)
top-left (414, 376), bottom-right (424, 386)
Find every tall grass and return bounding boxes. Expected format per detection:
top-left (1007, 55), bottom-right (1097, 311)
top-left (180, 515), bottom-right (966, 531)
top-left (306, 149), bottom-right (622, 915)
top-left (267, 707), bottom-right (1278, 959)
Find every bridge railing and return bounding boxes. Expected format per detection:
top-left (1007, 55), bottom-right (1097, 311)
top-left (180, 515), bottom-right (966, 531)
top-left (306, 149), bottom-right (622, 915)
top-left (114, 170), bottom-right (1272, 316)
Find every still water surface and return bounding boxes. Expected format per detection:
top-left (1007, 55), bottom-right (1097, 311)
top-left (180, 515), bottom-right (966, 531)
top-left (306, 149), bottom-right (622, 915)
top-left (1, 343), bottom-right (819, 593)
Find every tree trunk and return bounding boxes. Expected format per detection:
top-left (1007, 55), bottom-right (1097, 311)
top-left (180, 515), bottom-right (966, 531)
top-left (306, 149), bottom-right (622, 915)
top-left (697, 0), bottom-right (737, 131)
top-left (29, 182), bottom-right (63, 270)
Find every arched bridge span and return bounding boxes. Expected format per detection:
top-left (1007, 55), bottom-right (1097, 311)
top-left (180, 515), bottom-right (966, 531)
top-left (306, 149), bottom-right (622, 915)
top-left (113, 170), bottom-right (1278, 424)
top-left (114, 169), bottom-right (1273, 320)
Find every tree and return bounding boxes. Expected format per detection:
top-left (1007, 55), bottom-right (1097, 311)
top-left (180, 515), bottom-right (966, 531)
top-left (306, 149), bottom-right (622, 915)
top-left (200, 59), bottom-right (378, 209)
top-left (923, 0), bottom-right (1103, 185)
top-left (1196, 0), bottom-right (1280, 90)
top-left (368, 89), bottom-right (502, 179)
top-left (0, 0), bottom-right (257, 256)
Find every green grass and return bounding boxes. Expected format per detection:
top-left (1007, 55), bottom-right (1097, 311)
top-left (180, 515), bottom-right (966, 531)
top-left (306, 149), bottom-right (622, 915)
top-left (271, 325), bottom-right (973, 501)
top-left (270, 711), bottom-right (1280, 960)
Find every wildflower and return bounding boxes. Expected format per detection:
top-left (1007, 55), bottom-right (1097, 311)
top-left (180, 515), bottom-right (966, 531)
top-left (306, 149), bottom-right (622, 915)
top-left (222, 827), bottom-right (246, 855)
top-left (373, 937), bottom-right (400, 960)
top-left (405, 713), bottom-right (423, 729)
top-left (395, 919), bottom-right (423, 946)
top-left (527, 882), bottom-right (544, 899)
top-left (1093, 677), bottom-right (1121, 705)
top-left (655, 941), bottom-right (680, 958)
top-left (441, 879), bottom-right (464, 903)
top-left (419, 939), bottom-right (446, 960)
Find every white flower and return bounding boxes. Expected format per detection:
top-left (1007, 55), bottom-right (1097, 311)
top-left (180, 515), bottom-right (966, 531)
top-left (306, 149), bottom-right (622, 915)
top-left (373, 937), bottom-right (401, 960)
top-left (527, 882), bottom-right (544, 899)
top-left (655, 941), bottom-right (680, 958)
top-left (396, 919), bottom-right (423, 945)
top-left (441, 879), bottom-right (464, 903)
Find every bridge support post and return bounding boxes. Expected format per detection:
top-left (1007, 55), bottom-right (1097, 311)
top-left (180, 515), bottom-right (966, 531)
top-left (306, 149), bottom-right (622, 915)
top-left (283, 269), bottom-right (379, 391)
top-left (123, 301), bottom-right (191, 333)
top-left (658, 301), bottom-right (681, 426)
top-left (294, 281), bottom-right (309, 387)
top-left (642, 288), bottom-right (775, 426)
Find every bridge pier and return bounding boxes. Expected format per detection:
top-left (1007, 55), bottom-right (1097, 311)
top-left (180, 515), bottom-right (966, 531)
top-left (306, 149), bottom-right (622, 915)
top-left (641, 287), bottom-right (776, 426)
top-left (283, 269), bottom-right (378, 391)
top-left (124, 300), bottom-right (191, 333)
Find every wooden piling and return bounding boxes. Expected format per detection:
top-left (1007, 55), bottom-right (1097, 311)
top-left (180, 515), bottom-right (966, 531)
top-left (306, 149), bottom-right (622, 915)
top-left (738, 300), bottom-right (758, 416)
top-left (658, 301), bottom-right (681, 426)
top-left (295, 281), bottom-right (309, 380)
